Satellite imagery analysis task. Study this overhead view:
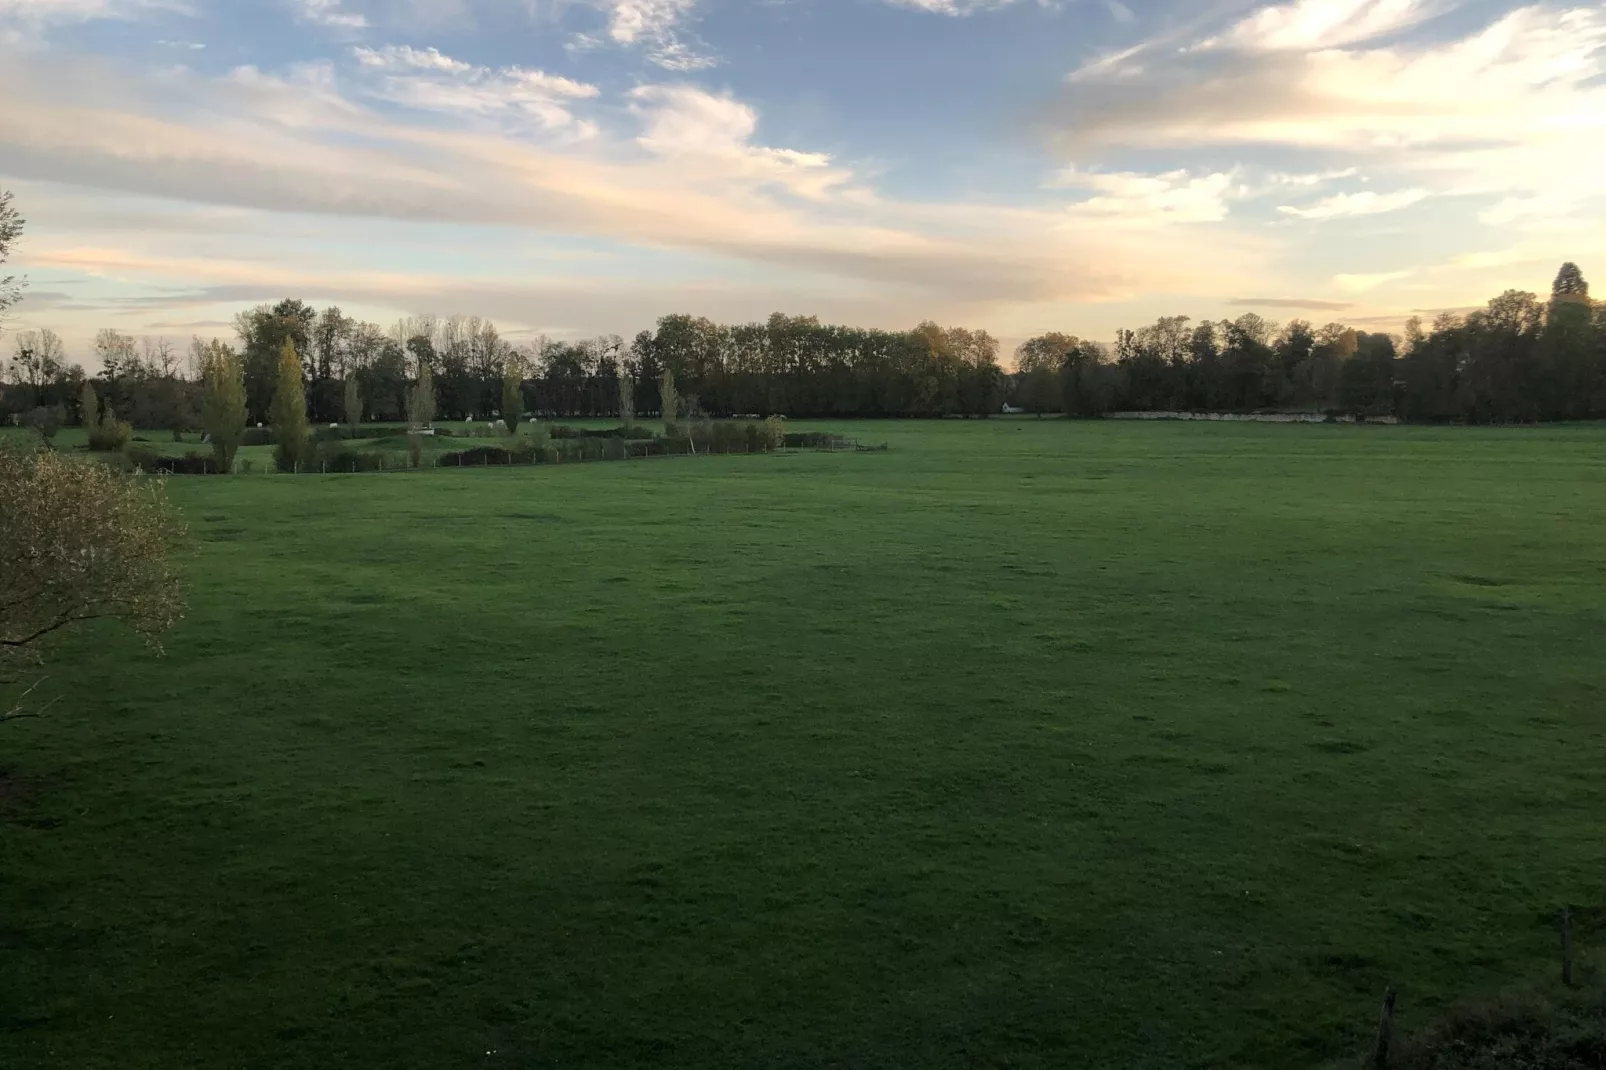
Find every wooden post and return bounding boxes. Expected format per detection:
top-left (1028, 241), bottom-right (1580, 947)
top-left (1561, 907), bottom-right (1574, 987)
top-left (1372, 987), bottom-right (1396, 1068)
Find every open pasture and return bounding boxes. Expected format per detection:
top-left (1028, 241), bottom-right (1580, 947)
top-left (4, 419), bottom-right (1606, 1068)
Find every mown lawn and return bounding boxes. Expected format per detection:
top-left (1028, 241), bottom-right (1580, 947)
top-left (4, 419), bottom-right (1606, 1068)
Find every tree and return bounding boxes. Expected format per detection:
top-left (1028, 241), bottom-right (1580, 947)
top-left (0, 189), bottom-right (23, 328)
top-left (270, 339), bottom-right (311, 473)
top-left (20, 405), bottom-right (63, 445)
top-left (1553, 262), bottom-right (1589, 301)
top-left (1061, 340), bottom-right (1111, 417)
top-left (1542, 263), bottom-right (1598, 419)
top-left (200, 340), bottom-right (247, 473)
top-left (236, 300), bottom-right (315, 423)
top-left (660, 365), bottom-right (679, 434)
top-left (86, 395), bottom-right (133, 452)
top-left (407, 363), bottom-right (435, 468)
top-left (80, 380), bottom-right (99, 428)
top-left (1, 447), bottom-right (185, 720)
top-left (618, 362), bottom-right (635, 427)
top-left (9, 329), bottom-right (65, 406)
top-left (1016, 333), bottom-right (1083, 416)
top-left (343, 374), bottom-right (362, 435)
top-left (501, 354), bottom-right (523, 435)
top-left (409, 361), bottom-right (436, 429)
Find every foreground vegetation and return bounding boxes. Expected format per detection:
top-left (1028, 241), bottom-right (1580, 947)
top-left (4, 420), bottom-right (1605, 1068)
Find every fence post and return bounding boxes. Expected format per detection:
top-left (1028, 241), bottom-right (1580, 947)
top-left (1372, 987), bottom-right (1396, 1068)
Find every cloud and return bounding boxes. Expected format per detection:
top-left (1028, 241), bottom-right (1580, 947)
top-left (1197, 0), bottom-right (1456, 52)
top-left (878, 0), bottom-right (1020, 13)
top-left (1103, 0), bottom-right (1134, 23)
top-left (1, 0), bottom-right (186, 41)
top-left (577, 0), bottom-right (716, 70)
top-left (1334, 269), bottom-right (1414, 291)
top-left (353, 44), bottom-right (472, 73)
top-left (1047, 4), bottom-right (1606, 247)
top-left (349, 44), bottom-right (599, 137)
top-left (1228, 296), bottom-right (1357, 310)
top-left (291, 0), bottom-right (367, 30)
top-left (1277, 187), bottom-right (1429, 219)
top-left (1053, 167), bottom-right (1246, 224)
top-left (626, 84), bottom-right (848, 198)
top-left (0, 47), bottom-right (1275, 322)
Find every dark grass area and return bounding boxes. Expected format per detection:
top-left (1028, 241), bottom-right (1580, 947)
top-left (4, 420), bottom-right (1606, 1068)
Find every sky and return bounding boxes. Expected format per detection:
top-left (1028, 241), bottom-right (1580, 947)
top-left (1, 0), bottom-right (1603, 365)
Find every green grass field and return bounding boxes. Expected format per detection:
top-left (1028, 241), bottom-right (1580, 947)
top-left (5, 420), bottom-right (1606, 1068)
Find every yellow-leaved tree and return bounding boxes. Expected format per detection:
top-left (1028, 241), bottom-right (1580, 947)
top-left (0, 446), bottom-right (185, 721)
top-left (270, 339), bottom-right (310, 473)
top-left (200, 339), bottom-right (247, 474)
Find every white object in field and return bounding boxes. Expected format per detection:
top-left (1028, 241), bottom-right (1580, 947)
top-left (1002, 404), bottom-right (1025, 414)
top-left (329, 423), bottom-right (338, 428)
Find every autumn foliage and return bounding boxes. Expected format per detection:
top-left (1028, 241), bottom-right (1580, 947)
top-left (0, 447), bottom-right (185, 675)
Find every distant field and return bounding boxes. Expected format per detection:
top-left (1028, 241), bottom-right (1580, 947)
top-left (4, 419), bottom-right (1606, 1068)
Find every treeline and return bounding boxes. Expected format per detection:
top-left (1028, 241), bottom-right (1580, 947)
top-left (4, 264), bottom-right (1603, 428)
top-left (1011, 263), bottom-right (1604, 423)
top-left (2, 306), bottom-right (1010, 428)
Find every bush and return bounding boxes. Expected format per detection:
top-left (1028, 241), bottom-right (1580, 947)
top-left (314, 444), bottom-right (387, 473)
top-left (123, 446), bottom-right (221, 474)
top-left (123, 445), bottom-right (162, 471)
top-left (548, 424), bottom-right (656, 440)
top-left (157, 452), bottom-right (223, 475)
top-left (87, 412), bottom-right (134, 452)
top-left (439, 446), bottom-right (516, 467)
top-left (781, 431), bottom-right (852, 450)
top-left (242, 427), bottom-right (274, 447)
top-left (312, 425), bottom-right (451, 442)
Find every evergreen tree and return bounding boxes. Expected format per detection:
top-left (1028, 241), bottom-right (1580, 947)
top-left (1553, 262), bottom-right (1589, 300)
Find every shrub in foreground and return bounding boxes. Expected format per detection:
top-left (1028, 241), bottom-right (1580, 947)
top-left (0, 446), bottom-right (185, 682)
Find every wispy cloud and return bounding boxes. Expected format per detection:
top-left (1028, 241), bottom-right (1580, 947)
top-left (1053, 167), bottom-right (1247, 225)
top-left (1, 0), bottom-right (187, 42)
top-left (1277, 187), bottom-right (1430, 220)
top-left (574, 0), bottom-right (716, 70)
top-left (350, 44), bottom-right (599, 136)
top-left (1049, 5), bottom-right (1606, 241)
top-left (1228, 296), bottom-right (1357, 310)
top-left (878, 0), bottom-right (1021, 13)
top-left (0, 47), bottom-right (1273, 321)
top-left (1195, 0), bottom-right (1458, 52)
top-left (291, 0), bottom-right (366, 31)
top-left (1334, 269), bottom-right (1414, 291)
